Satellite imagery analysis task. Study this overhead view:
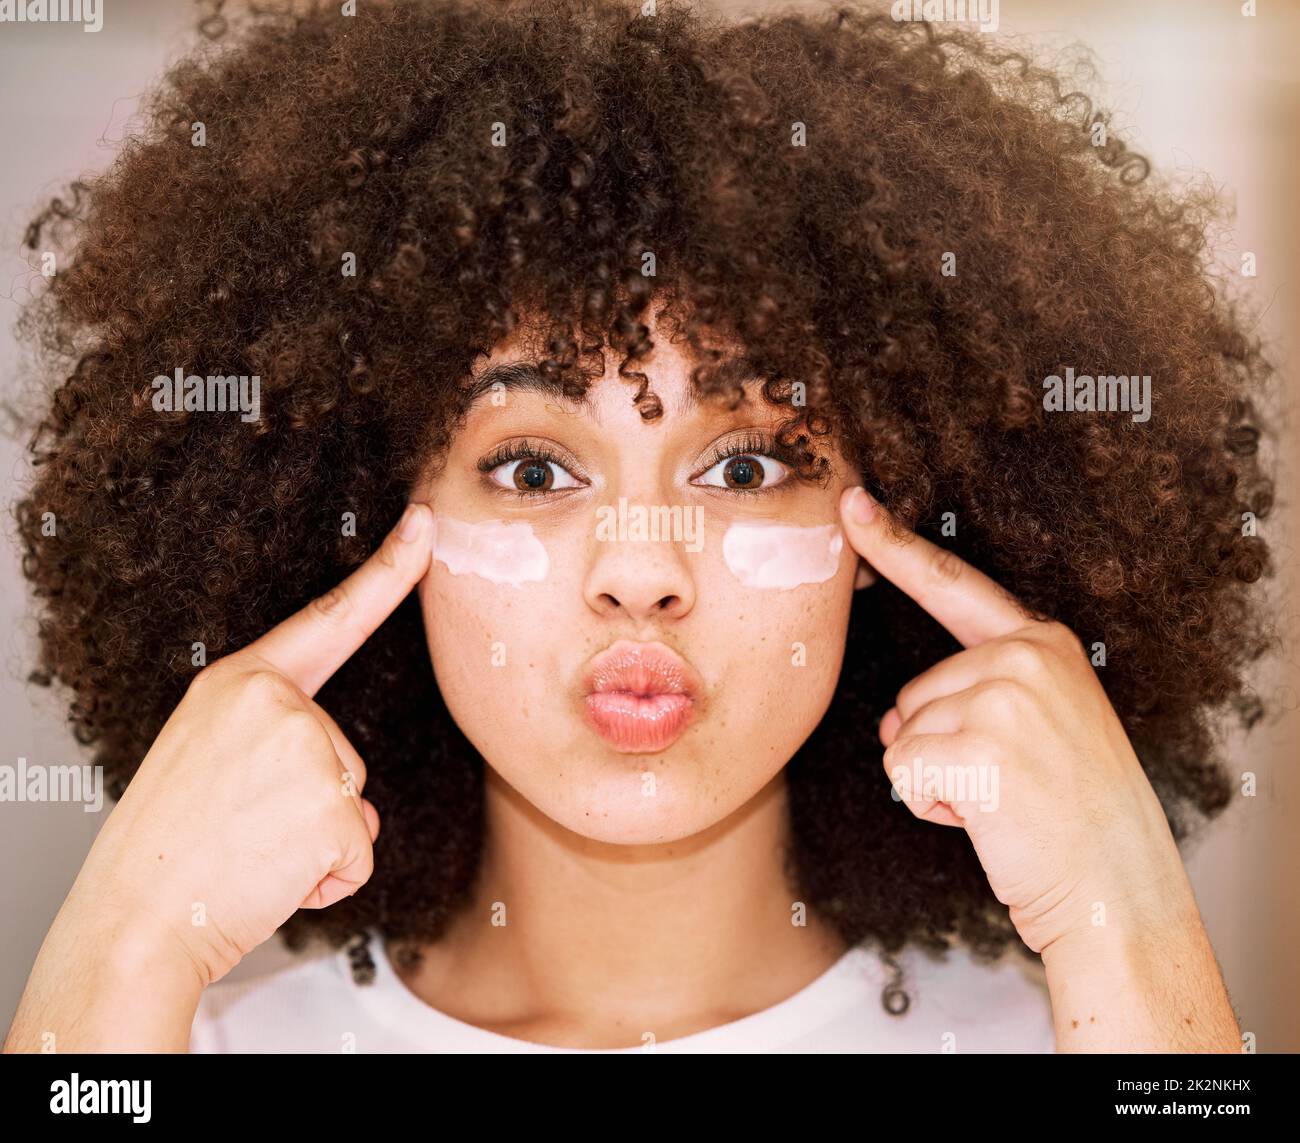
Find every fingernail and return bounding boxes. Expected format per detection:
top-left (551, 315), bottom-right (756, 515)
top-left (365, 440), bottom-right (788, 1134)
top-left (846, 485), bottom-right (875, 525)
top-left (396, 503), bottom-right (423, 541)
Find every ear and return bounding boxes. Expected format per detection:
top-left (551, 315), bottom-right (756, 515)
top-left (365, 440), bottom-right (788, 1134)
top-left (853, 557), bottom-right (876, 590)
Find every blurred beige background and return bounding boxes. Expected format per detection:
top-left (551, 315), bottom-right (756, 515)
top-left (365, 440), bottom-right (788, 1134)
top-left (1, 0), bottom-right (1296, 1049)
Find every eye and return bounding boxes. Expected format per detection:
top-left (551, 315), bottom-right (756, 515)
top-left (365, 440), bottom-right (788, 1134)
top-left (488, 452), bottom-right (579, 494)
top-left (702, 447), bottom-right (790, 491)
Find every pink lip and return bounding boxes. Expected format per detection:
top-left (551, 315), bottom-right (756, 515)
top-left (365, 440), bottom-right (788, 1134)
top-left (581, 640), bottom-right (700, 753)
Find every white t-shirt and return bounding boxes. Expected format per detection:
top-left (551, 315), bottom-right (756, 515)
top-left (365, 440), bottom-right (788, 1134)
top-left (188, 929), bottom-right (1057, 1053)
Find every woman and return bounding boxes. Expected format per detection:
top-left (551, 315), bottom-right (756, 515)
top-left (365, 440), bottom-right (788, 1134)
top-left (3, 0), bottom-right (1272, 1052)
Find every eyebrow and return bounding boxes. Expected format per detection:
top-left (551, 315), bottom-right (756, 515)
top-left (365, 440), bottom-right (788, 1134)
top-left (461, 359), bottom-right (768, 417)
top-left (461, 361), bottom-right (592, 410)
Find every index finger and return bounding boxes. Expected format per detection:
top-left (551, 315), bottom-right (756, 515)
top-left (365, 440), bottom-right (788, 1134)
top-left (839, 485), bottom-right (1033, 648)
top-left (240, 501), bottom-right (434, 696)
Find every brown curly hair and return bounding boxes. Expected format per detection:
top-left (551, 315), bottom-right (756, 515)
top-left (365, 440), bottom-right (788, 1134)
top-left (11, 0), bottom-right (1276, 1010)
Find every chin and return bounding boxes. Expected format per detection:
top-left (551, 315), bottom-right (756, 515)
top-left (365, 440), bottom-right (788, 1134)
top-left (502, 755), bottom-right (747, 847)
top-left (550, 796), bottom-right (722, 847)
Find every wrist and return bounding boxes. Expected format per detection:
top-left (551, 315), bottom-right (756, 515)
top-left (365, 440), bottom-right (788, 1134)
top-left (3, 895), bottom-right (206, 1054)
top-left (1039, 878), bottom-right (1241, 1052)
top-left (1034, 844), bottom-right (1199, 953)
top-left (64, 872), bottom-right (219, 993)
top-left (1040, 872), bottom-right (1198, 961)
top-left (100, 909), bottom-right (211, 997)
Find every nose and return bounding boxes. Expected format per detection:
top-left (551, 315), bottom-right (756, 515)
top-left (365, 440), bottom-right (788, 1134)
top-left (582, 502), bottom-right (699, 623)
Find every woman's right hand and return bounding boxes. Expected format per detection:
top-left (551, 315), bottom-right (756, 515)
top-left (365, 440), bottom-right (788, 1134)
top-left (4, 501), bottom-right (434, 1051)
top-left (87, 500), bottom-right (435, 985)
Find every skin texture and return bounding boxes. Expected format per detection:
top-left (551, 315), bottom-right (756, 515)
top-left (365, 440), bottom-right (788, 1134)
top-left (398, 306), bottom-right (871, 1042)
top-left (9, 0), bottom-right (1276, 1027)
top-left (415, 305), bottom-right (863, 848)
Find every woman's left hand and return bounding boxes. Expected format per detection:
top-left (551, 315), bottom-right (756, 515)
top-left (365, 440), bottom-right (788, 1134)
top-left (838, 484), bottom-right (1198, 956)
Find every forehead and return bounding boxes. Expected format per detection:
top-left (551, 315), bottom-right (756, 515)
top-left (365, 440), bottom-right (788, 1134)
top-left (463, 360), bottom-right (767, 420)
top-left (461, 310), bottom-right (771, 421)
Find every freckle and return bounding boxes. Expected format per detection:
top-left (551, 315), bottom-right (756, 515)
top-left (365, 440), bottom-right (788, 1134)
top-left (1071, 1019), bottom-right (1078, 1029)
top-left (1089, 1016), bottom-right (1096, 1023)
top-left (1185, 1016), bottom-right (1192, 1025)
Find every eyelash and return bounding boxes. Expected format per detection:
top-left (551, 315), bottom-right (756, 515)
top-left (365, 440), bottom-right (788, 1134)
top-left (477, 439), bottom-right (583, 501)
top-left (697, 432), bottom-right (802, 498)
top-left (477, 432), bottom-right (804, 500)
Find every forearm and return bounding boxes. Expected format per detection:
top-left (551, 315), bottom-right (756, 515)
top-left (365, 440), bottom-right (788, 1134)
top-left (4, 893), bottom-right (204, 1054)
top-left (1040, 875), bottom-right (1241, 1053)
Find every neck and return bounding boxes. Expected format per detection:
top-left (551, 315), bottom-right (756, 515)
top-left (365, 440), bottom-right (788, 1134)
top-left (389, 766), bottom-right (849, 1047)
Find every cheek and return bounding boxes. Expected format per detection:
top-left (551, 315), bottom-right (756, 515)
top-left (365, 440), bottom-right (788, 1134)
top-left (720, 521), bottom-right (844, 589)
top-left (701, 520), bottom-right (855, 724)
top-left (417, 515), bottom-right (557, 707)
top-left (431, 514), bottom-right (549, 585)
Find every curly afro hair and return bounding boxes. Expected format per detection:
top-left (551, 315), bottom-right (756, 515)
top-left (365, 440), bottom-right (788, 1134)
top-left (12, 0), bottom-right (1276, 1009)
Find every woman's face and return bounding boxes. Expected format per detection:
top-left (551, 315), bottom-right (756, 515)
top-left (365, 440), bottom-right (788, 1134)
top-left (413, 307), bottom-right (870, 845)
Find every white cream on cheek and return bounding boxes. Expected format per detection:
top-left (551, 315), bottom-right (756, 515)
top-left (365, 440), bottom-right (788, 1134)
top-left (721, 522), bottom-right (843, 589)
top-left (431, 514), bottom-right (549, 586)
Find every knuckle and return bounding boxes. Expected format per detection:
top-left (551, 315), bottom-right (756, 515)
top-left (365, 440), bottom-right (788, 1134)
top-left (984, 677), bottom-right (1035, 716)
top-left (374, 533), bottom-right (402, 570)
top-left (189, 659), bottom-right (229, 694)
top-left (352, 842), bottom-right (375, 882)
top-left (883, 735), bottom-right (923, 767)
top-left (994, 637), bottom-right (1048, 678)
top-left (329, 799), bottom-right (374, 862)
top-left (969, 679), bottom-right (1024, 720)
top-left (895, 678), bottom-right (922, 715)
top-left (1046, 620), bottom-right (1086, 658)
top-left (344, 858), bottom-right (376, 896)
top-left (240, 668), bottom-right (304, 708)
top-left (278, 708), bottom-right (329, 750)
top-left (928, 545), bottom-right (964, 588)
top-left (309, 583), bottom-right (353, 628)
top-left (881, 739), bottom-right (902, 769)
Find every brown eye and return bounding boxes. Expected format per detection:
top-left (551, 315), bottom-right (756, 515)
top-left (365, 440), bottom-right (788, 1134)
top-left (722, 455), bottom-right (764, 489)
top-left (694, 450), bottom-right (790, 493)
top-left (486, 452), bottom-right (581, 495)
top-left (514, 459), bottom-right (554, 492)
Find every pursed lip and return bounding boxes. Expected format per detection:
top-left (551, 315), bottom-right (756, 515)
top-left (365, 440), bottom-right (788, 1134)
top-left (580, 640), bottom-right (701, 753)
